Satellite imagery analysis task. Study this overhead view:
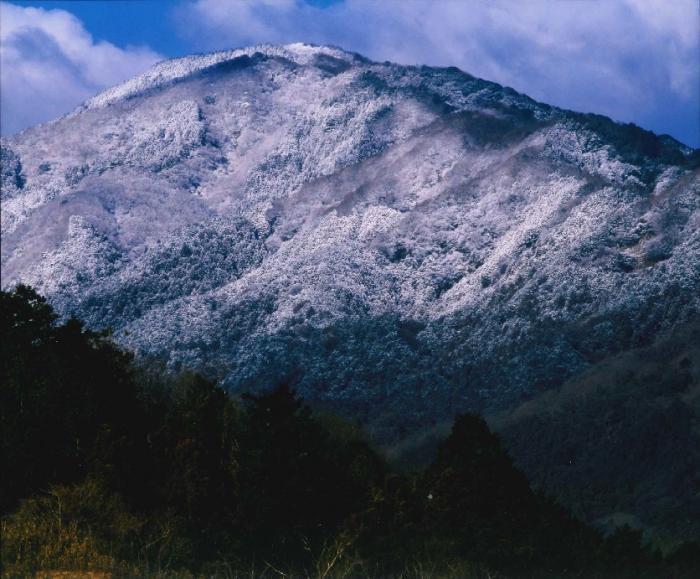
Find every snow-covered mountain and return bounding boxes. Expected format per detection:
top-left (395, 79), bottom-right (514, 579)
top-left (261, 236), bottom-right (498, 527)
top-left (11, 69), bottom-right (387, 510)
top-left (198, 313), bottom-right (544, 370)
top-left (2, 43), bottom-right (698, 429)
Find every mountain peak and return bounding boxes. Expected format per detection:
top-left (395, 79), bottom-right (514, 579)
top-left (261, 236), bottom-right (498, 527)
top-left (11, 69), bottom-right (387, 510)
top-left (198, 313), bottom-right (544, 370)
top-left (80, 43), bottom-right (364, 112)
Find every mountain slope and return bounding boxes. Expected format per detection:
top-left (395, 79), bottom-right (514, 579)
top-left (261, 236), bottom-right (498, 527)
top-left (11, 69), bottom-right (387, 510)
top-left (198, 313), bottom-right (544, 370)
top-left (493, 320), bottom-right (700, 542)
top-left (1, 43), bottom-right (698, 431)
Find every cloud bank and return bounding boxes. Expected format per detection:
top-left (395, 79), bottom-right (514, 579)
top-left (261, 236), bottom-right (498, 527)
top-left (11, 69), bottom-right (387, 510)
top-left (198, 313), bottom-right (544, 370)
top-left (0, 2), bottom-right (162, 135)
top-left (179, 0), bottom-right (700, 147)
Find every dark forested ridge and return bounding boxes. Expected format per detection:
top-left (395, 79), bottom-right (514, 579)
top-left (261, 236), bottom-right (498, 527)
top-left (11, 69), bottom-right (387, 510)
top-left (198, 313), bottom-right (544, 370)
top-left (494, 321), bottom-right (700, 544)
top-left (1, 286), bottom-right (699, 578)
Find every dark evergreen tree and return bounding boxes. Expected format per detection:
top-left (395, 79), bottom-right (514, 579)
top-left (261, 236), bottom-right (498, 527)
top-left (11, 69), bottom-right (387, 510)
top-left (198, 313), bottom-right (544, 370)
top-left (237, 384), bottom-right (380, 564)
top-left (1, 285), bottom-right (146, 512)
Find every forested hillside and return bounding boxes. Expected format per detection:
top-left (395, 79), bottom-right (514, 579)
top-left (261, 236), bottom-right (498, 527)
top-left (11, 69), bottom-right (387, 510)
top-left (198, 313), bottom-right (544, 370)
top-left (2, 286), bottom-right (698, 577)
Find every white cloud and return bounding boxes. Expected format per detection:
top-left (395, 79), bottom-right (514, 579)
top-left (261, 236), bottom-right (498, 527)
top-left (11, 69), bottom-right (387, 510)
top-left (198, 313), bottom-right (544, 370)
top-left (178, 0), bottom-right (699, 146)
top-left (0, 2), bottom-right (162, 135)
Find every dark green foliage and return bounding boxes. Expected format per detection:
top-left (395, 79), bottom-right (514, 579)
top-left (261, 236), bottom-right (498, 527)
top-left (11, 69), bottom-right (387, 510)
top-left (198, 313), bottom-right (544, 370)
top-left (0, 144), bottom-right (26, 193)
top-left (1, 285), bottom-right (145, 512)
top-left (237, 385), bottom-right (384, 566)
top-left (80, 219), bottom-right (264, 327)
top-left (419, 415), bottom-right (594, 574)
top-left (497, 322), bottom-right (700, 543)
top-left (150, 373), bottom-right (240, 528)
top-left (2, 285), bottom-right (698, 577)
top-left (422, 415), bottom-right (540, 551)
top-left (569, 112), bottom-right (696, 169)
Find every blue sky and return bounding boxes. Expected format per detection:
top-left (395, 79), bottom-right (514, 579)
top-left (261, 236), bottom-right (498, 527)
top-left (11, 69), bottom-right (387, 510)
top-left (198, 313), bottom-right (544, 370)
top-left (2, 0), bottom-right (698, 147)
top-left (10, 1), bottom-right (191, 57)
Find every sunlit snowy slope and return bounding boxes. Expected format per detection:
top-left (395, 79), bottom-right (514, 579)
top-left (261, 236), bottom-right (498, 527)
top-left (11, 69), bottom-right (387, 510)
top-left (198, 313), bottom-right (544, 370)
top-left (2, 44), bottom-right (698, 426)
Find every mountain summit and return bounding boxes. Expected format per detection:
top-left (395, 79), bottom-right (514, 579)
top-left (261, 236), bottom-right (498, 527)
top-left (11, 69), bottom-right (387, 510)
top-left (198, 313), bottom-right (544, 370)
top-left (1, 43), bottom-right (698, 427)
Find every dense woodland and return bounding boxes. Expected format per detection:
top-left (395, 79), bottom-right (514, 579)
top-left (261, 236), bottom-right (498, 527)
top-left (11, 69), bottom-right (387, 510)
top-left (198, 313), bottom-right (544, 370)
top-left (1, 285), bottom-right (699, 577)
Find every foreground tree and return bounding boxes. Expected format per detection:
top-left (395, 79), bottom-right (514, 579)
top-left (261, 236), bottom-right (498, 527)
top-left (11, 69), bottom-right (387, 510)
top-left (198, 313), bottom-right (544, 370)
top-left (1, 285), bottom-right (145, 512)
